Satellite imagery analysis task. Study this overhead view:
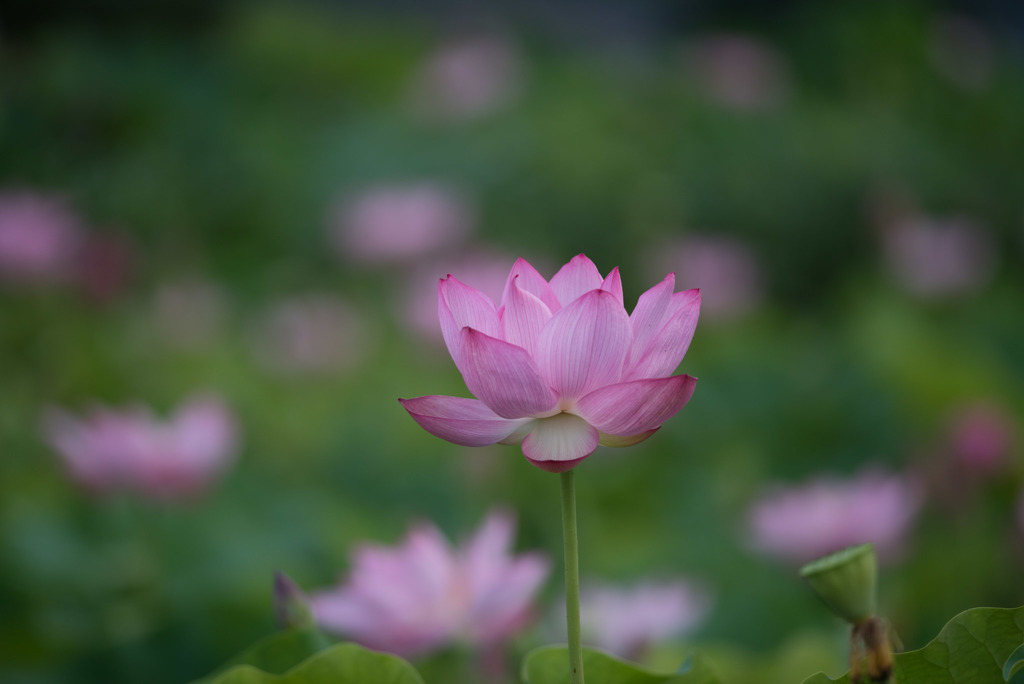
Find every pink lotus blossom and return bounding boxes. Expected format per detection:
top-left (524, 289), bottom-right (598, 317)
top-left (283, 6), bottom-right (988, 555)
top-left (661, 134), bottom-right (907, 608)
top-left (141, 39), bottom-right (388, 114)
top-left (251, 294), bottom-right (367, 374)
top-left (400, 254), bottom-right (700, 472)
top-left (329, 183), bottom-right (475, 263)
top-left (948, 402), bottom-right (1015, 475)
top-left (579, 580), bottom-right (711, 660)
top-left (881, 214), bottom-right (995, 297)
top-left (645, 236), bottom-right (761, 321)
top-left (402, 250), bottom-right (527, 342)
top-left (43, 395), bottom-right (238, 500)
top-left (748, 468), bottom-right (922, 563)
top-left (407, 36), bottom-right (524, 122)
top-left (684, 35), bottom-right (790, 111)
top-left (0, 191), bottom-right (84, 284)
top-left (310, 510), bottom-right (549, 658)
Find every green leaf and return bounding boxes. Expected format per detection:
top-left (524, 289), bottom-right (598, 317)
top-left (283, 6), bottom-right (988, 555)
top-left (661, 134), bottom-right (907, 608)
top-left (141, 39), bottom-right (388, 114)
top-left (196, 642), bottom-right (425, 684)
top-left (801, 606), bottom-right (1024, 684)
top-left (521, 646), bottom-right (723, 684)
top-left (1005, 642), bottom-right (1024, 682)
top-left (194, 627), bottom-right (334, 681)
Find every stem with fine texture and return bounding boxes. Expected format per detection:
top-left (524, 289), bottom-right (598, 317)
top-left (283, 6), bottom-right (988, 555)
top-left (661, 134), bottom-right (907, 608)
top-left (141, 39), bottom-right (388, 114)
top-left (561, 470), bottom-right (585, 684)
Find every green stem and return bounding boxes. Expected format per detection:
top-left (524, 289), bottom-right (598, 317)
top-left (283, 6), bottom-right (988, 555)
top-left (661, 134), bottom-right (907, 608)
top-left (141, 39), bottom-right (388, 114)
top-left (561, 470), bottom-right (585, 684)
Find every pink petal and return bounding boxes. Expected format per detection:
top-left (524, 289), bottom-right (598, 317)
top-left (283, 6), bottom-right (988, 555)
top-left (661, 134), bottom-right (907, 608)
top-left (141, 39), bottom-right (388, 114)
top-left (600, 267), bottom-right (623, 305)
top-left (549, 254), bottom-right (603, 306)
top-left (574, 375), bottom-right (697, 436)
top-left (502, 276), bottom-right (553, 357)
top-left (627, 274), bottom-right (675, 368)
top-left (537, 289), bottom-right (631, 401)
top-left (399, 396), bottom-right (531, 446)
top-left (624, 289), bottom-right (700, 381)
top-left (438, 275), bottom-right (502, 368)
top-left (521, 412), bottom-right (599, 470)
top-left (502, 257), bottom-right (561, 312)
top-left (460, 328), bottom-right (558, 419)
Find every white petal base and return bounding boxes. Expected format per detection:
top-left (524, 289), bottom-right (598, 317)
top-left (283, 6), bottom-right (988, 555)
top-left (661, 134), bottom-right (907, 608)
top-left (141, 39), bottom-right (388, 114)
top-left (521, 412), bottom-right (599, 471)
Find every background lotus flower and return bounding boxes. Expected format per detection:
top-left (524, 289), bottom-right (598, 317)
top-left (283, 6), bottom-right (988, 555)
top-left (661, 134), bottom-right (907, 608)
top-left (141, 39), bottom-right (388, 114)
top-left (401, 255), bottom-right (700, 472)
top-left (0, 191), bottom-right (83, 285)
top-left (880, 214), bottom-right (995, 297)
top-left (948, 402), bottom-right (1014, 475)
top-left (328, 183), bottom-right (475, 264)
top-left (747, 468), bottom-right (922, 563)
top-left (43, 395), bottom-right (239, 500)
top-left (578, 579), bottom-right (711, 661)
top-left (250, 294), bottom-right (368, 375)
top-left (309, 509), bottom-right (549, 658)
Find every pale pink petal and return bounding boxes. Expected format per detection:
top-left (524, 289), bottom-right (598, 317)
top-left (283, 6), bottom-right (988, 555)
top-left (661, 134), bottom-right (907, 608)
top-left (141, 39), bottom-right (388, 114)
top-left (600, 267), bottom-right (623, 305)
top-left (438, 275), bottom-right (502, 367)
top-left (502, 276), bottom-right (553, 357)
top-left (521, 413), bottom-right (599, 469)
top-left (399, 396), bottom-right (531, 446)
top-left (574, 375), bottom-right (697, 436)
top-left (598, 429), bottom-right (658, 447)
top-left (473, 553), bottom-right (550, 642)
top-left (460, 328), bottom-right (558, 419)
top-left (627, 274), bottom-right (675, 368)
top-left (537, 289), bottom-right (631, 400)
top-left (502, 257), bottom-right (560, 312)
top-left (624, 289), bottom-right (700, 381)
top-left (549, 254), bottom-right (603, 306)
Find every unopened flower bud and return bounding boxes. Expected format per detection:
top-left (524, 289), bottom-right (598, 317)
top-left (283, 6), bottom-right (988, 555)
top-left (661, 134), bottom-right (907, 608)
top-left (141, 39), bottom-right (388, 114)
top-left (800, 543), bottom-right (877, 624)
top-left (274, 571), bottom-right (314, 630)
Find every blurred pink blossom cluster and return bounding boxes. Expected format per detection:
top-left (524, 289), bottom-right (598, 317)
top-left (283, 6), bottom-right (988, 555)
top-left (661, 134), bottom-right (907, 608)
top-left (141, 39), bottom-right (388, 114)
top-left (684, 34), bottom-right (791, 111)
top-left (329, 183), bottom-right (475, 264)
top-left (407, 36), bottom-right (524, 122)
top-left (646, 235), bottom-right (762, 320)
top-left (748, 468), bottom-right (922, 563)
top-left (43, 395), bottom-right (238, 501)
top-left (310, 510), bottom-right (549, 658)
top-left (579, 579), bottom-right (711, 660)
top-left (880, 214), bottom-right (995, 298)
top-left (251, 294), bottom-right (368, 374)
top-left (0, 190), bottom-right (132, 299)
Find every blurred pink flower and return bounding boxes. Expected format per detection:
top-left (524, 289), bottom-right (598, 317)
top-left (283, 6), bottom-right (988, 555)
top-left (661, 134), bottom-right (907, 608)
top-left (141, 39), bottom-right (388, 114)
top-left (748, 468), bottom-right (922, 563)
top-left (400, 254), bottom-right (700, 472)
top-left (0, 191), bottom-right (84, 284)
top-left (329, 183), bottom-right (475, 264)
top-left (251, 294), bottom-right (367, 374)
top-left (881, 215), bottom-right (995, 297)
top-left (646, 236), bottom-right (761, 320)
top-left (685, 35), bottom-right (790, 111)
top-left (310, 510), bottom-right (549, 658)
top-left (43, 395), bottom-right (238, 500)
top-left (948, 402), bottom-right (1015, 475)
top-left (402, 250), bottom-right (523, 342)
top-left (579, 580), bottom-right (711, 660)
top-left (929, 15), bottom-right (994, 92)
top-left (408, 36), bottom-right (524, 122)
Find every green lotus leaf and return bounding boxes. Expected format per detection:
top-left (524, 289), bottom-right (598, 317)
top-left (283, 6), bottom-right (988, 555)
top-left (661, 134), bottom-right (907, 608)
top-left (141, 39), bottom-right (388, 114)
top-left (801, 605), bottom-right (1024, 684)
top-left (194, 637), bottom-right (424, 684)
top-left (522, 646), bottom-right (723, 684)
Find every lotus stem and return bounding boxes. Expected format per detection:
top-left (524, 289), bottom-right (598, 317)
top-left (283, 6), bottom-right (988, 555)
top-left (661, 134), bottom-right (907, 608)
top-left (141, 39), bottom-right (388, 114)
top-left (561, 469), bottom-right (585, 684)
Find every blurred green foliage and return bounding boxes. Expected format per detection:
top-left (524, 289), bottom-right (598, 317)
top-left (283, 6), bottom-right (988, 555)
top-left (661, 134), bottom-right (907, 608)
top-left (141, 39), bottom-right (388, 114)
top-left (1, 2), bottom-right (1023, 683)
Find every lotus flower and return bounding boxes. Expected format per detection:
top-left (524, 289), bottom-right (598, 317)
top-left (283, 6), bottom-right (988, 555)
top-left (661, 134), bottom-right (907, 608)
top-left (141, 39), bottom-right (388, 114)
top-left (0, 191), bottom-right (83, 284)
top-left (310, 510), bottom-right (549, 658)
top-left (579, 580), bottom-right (711, 660)
top-left (400, 254), bottom-right (700, 472)
top-left (748, 468), bottom-right (922, 563)
top-left (43, 395), bottom-right (238, 500)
